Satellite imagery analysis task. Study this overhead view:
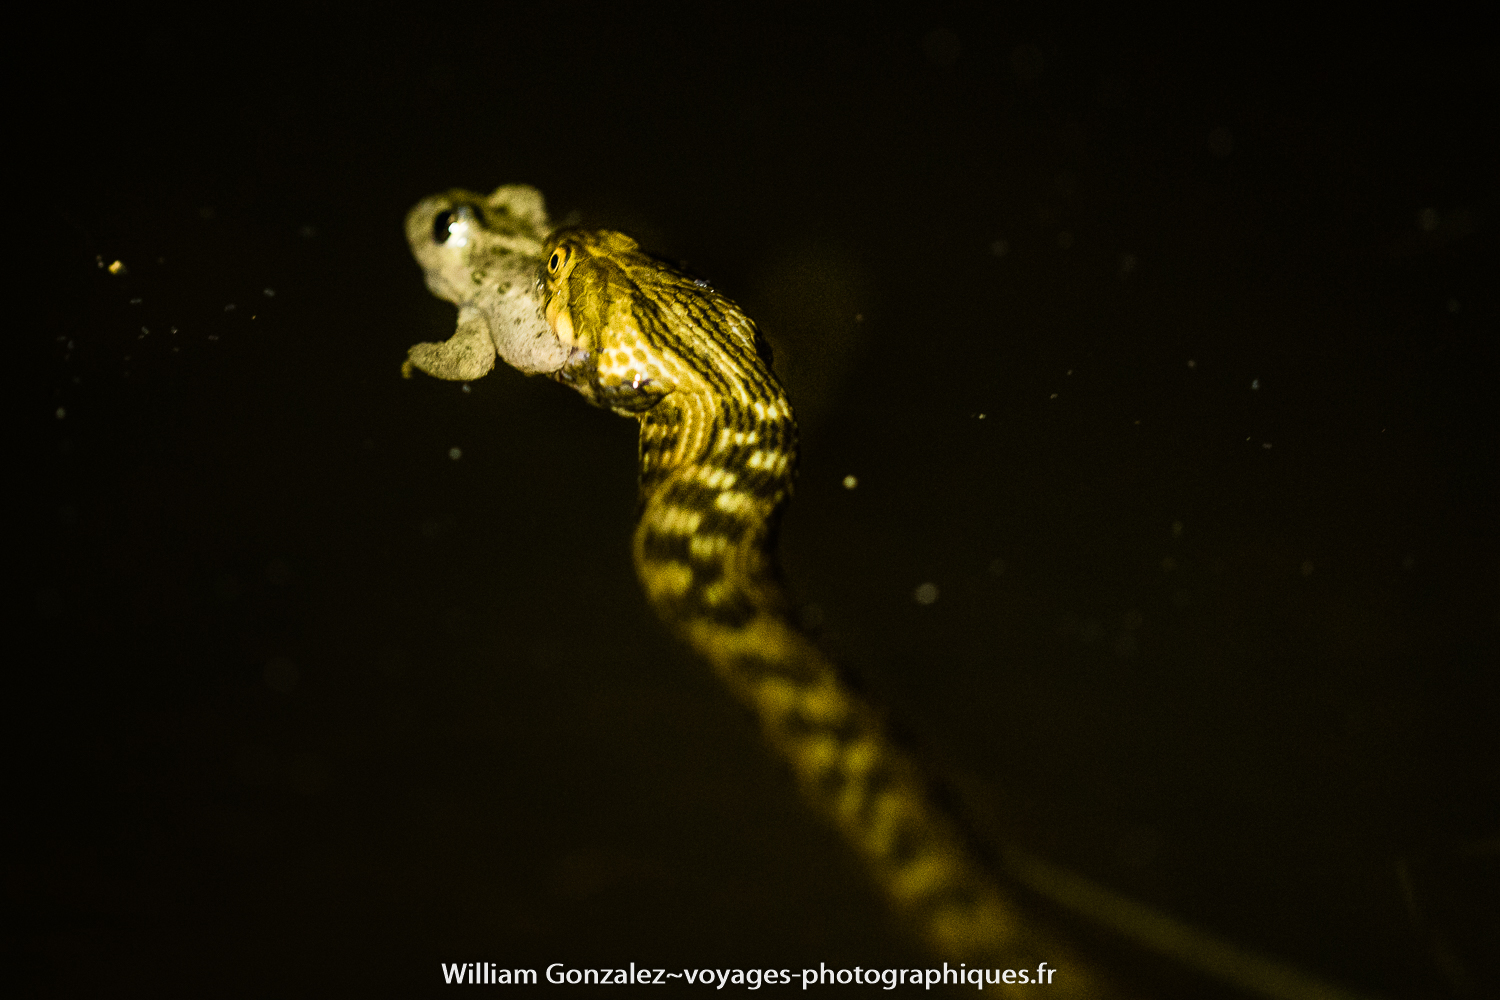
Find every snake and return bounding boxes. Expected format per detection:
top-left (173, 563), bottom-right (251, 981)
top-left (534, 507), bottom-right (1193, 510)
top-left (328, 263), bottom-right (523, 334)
top-left (403, 185), bottom-right (1383, 1000)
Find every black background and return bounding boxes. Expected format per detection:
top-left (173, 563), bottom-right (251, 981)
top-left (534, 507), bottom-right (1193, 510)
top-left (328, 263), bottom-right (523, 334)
top-left (19, 6), bottom-right (1498, 998)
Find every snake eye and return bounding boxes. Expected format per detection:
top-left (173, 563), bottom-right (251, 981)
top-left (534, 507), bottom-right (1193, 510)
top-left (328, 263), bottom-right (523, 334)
top-left (548, 250), bottom-right (561, 272)
top-left (432, 209), bottom-right (454, 244)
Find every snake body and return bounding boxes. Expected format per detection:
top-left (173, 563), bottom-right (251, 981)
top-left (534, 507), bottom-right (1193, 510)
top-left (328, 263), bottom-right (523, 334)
top-left (528, 227), bottom-right (1111, 994)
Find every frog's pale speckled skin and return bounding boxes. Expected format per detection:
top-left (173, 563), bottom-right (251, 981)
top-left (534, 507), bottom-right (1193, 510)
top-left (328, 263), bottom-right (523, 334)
top-left (403, 186), bottom-right (1362, 1000)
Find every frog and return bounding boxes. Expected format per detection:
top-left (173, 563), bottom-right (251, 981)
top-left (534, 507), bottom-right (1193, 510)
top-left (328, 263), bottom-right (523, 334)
top-left (402, 184), bottom-right (568, 380)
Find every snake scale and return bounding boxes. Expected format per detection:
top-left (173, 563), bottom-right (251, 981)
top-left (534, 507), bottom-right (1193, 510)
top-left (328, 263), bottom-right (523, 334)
top-left (403, 185), bottom-right (1379, 1000)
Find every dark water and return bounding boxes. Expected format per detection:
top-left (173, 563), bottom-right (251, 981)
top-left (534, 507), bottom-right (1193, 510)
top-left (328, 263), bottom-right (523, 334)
top-left (21, 10), bottom-right (1497, 998)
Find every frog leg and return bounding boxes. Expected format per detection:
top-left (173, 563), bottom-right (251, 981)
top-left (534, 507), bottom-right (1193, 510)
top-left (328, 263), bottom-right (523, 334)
top-left (402, 305), bottom-right (498, 381)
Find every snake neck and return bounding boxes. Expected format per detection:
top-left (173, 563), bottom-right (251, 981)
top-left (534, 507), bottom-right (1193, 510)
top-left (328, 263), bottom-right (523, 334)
top-left (633, 388), bottom-right (798, 634)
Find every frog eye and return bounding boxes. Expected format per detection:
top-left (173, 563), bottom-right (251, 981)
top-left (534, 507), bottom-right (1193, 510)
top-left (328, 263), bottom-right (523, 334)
top-left (433, 205), bottom-right (477, 246)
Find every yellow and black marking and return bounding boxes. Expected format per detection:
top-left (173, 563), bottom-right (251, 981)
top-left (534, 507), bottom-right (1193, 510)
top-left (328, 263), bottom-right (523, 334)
top-left (537, 229), bottom-right (1118, 998)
